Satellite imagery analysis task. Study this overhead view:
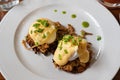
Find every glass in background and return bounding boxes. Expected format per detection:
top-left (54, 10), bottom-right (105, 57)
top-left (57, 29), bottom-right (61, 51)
top-left (98, 0), bottom-right (120, 23)
top-left (0, 0), bottom-right (19, 11)
top-left (98, 0), bottom-right (120, 8)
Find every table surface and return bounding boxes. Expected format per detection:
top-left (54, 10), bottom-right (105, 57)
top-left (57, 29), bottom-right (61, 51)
top-left (0, 1), bottom-right (120, 80)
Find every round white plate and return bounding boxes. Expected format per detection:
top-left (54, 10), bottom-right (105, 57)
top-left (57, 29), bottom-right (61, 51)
top-left (0, 0), bottom-right (120, 80)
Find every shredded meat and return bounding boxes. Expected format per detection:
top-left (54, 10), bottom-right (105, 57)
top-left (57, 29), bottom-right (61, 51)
top-left (53, 58), bottom-right (88, 73)
top-left (81, 30), bottom-right (93, 38)
top-left (67, 24), bottom-right (75, 35)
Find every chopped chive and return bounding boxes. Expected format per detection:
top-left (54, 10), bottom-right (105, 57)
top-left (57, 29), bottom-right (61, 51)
top-left (37, 19), bottom-right (41, 22)
top-left (59, 46), bottom-right (62, 50)
top-left (72, 38), bottom-right (76, 45)
top-left (34, 28), bottom-right (44, 33)
top-left (59, 42), bottom-right (62, 50)
top-left (54, 9), bottom-right (57, 12)
top-left (78, 37), bottom-right (82, 42)
top-left (63, 38), bottom-right (69, 42)
top-left (71, 14), bottom-right (77, 19)
top-left (33, 23), bottom-right (40, 28)
top-left (40, 20), bottom-right (49, 27)
top-left (37, 28), bottom-right (44, 32)
top-left (63, 35), bottom-right (73, 42)
top-left (72, 38), bottom-right (78, 45)
top-left (82, 21), bottom-right (89, 28)
top-left (67, 35), bottom-right (73, 39)
top-left (30, 30), bottom-right (33, 34)
top-left (35, 42), bottom-right (39, 46)
top-left (44, 22), bottom-right (49, 27)
top-left (58, 54), bottom-right (62, 60)
top-left (42, 34), bottom-right (46, 38)
top-left (63, 36), bottom-right (69, 42)
top-left (97, 35), bottom-right (102, 41)
top-left (59, 42), bottom-right (63, 50)
top-left (64, 49), bottom-right (68, 54)
top-left (62, 11), bottom-right (66, 14)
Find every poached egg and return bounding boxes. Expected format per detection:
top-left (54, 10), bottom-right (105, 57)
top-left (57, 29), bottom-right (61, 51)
top-left (53, 35), bottom-right (89, 66)
top-left (29, 18), bottom-right (57, 45)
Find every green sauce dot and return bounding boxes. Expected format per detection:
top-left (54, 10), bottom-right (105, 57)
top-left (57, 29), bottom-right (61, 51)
top-left (82, 21), bottom-right (89, 28)
top-left (54, 9), bottom-right (57, 12)
top-left (62, 11), bottom-right (66, 14)
top-left (71, 14), bottom-right (77, 19)
top-left (97, 35), bottom-right (102, 41)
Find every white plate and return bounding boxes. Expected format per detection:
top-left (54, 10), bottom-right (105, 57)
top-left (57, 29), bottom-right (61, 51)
top-left (0, 0), bottom-right (120, 80)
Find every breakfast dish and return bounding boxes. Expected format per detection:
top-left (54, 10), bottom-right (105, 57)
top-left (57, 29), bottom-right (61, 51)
top-left (22, 18), bottom-right (58, 55)
top-left (23, 18), bottom-right (93, 73)
top-left (0, 0), bottom-right (120, 79)
top-left (53, 35), bottom-right (93, 73)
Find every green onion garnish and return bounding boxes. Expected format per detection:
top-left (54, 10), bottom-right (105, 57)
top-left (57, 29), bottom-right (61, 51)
top-left (58, 54), bottom-right (62, 60)
top-left (41, 20), bottom-right (49, 27)
top-left (72, 38), bottom-right (76, 45)
top-left (37, 19), bottom-right (41, 22)
top-left (34, 28), bottom-right (44, 33)
top-left (63, 35), bottom-right (73, 42)
top-left (78, 37), bottom-right (82, 42)
top-left (42, 34), bottom-right (46, 38)
top-left (33, 23), bottom-right (40, 28)
top-left (30, 30), bottom-right (33, 34)
top-left (67, 35), bottom-right (73, 39)
top-left (64, 49), bottom-right (68, 54)
top-left (35, 42), bottom-right (39, 46)
top-left (72, 38), bottom-right (78, 45)
top-left (59, 42), bottom-right (63, 50)
top-left (59, 46), bottom-right (62, 50)
top-left (63, 38), bottom-right (69, 42)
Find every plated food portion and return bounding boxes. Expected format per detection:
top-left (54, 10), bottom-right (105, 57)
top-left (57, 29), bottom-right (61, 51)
top-left (22, 18), bottom-right (94, 73)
